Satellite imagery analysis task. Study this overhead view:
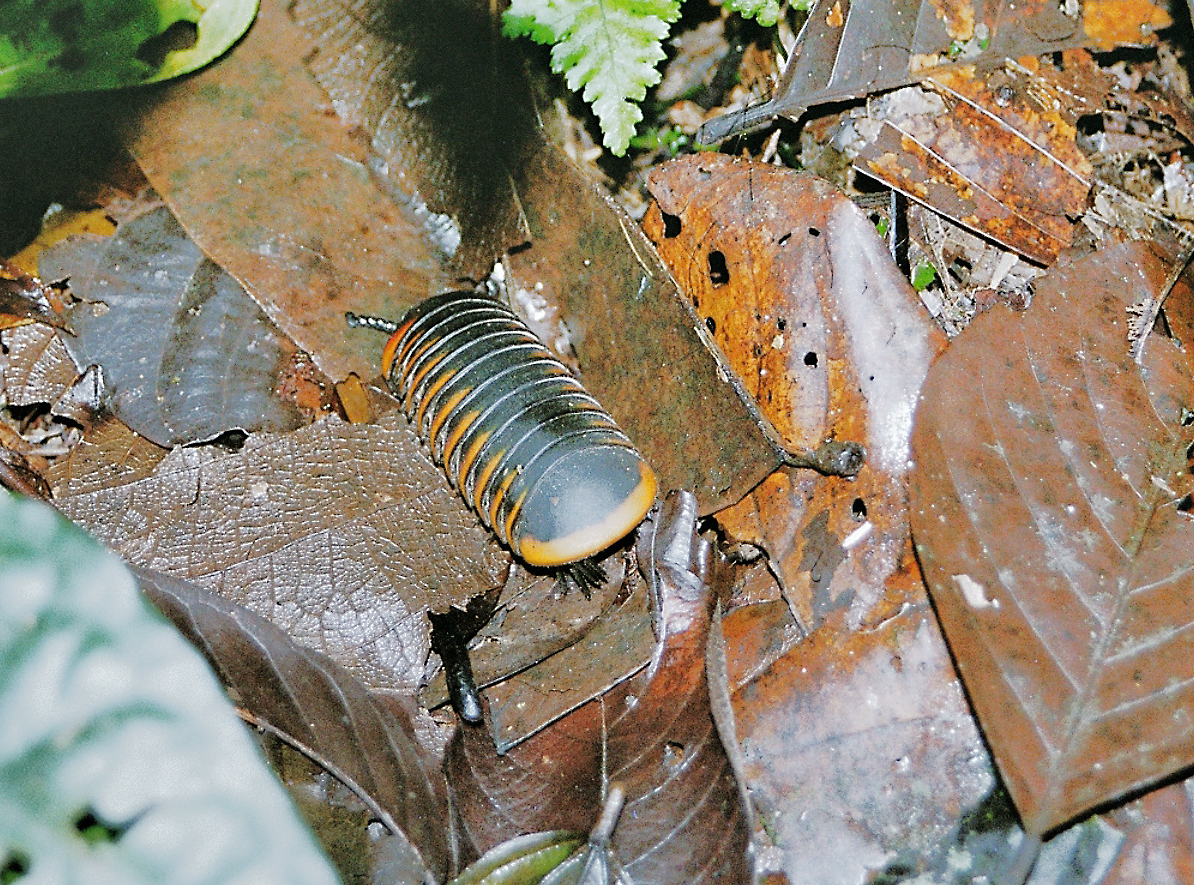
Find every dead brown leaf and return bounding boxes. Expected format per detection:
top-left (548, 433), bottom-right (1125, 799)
top-left (1100, 781), bottom-right (1194, 884)
top-left (136, 566), bottom-right (451, 881)
top-left (127, 0), bottom-right (789, 513)
top-left (698, 0), bottom-right (1100, 143)
top-left (911, 241), bottom-right (1194, 835)
top-left (724, 561), bottom-right (993, 883)
top-left (123, 0), bottom-right (445, 383)
top-left (40, 204), bottom-right (313, 445)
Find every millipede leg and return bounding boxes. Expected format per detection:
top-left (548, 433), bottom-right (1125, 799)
top-left (345, 311), bottom-right (400, 334)
top-left (557, 558), bottom-right (608, 598)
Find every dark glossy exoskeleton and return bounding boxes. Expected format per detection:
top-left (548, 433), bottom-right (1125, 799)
top-left (353, 291), bottom-right (657, 569)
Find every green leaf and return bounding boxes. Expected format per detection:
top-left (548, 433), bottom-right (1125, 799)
top-left (503, 0), bottom-right (680, 156)
top-left (447, 831), bottom-right (584, 885)
top-left (723, 0), bottom-right (782, 27)
top-left (912, 258), bottom-right (938, 291)
top-left (0, 490), bottom-right (340, 885)
top-left (0, 0), bottom-right (258, 99)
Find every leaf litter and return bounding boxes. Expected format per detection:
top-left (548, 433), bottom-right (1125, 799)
top-left (39, 201), bottom-right (312, 446)
top-left (2, 0), bottom-right (1194, 880)
top-left (643, 154), bottom-right (944, 635)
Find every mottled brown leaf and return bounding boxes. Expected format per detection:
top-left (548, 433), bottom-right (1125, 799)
top-left (644, 154), bottom-right (944, 632)
top-left (46, 394), bottom-right (509, 693)
top-left (40, 204), bottom-right (310, 445)
top-left (911, 242), bottom-right (1194, 835)
top-left (0, 258), bottom-right (63, 331)
top-left (134, 566), bottom-right (450, 881)
top-left (856, 62), bottom-right (1093, 264)
top-left (446, 493), bottom-right (752, 884)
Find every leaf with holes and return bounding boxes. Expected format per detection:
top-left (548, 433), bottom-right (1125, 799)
top-left (644, 154), bottom-right (944, 633)
top-left (911, 242), bottom-right (1194, 836)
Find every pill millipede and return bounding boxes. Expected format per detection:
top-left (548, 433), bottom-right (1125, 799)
top-left (348, 290), bottom-right (658, 576)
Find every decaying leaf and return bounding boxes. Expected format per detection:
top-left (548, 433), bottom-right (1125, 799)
top-left (129, 0), bottom-right (788, 511)
top-left (911, 241), bottom-right (1194, 835)
top-left (722, 556), bottom-right (995, 883)
top-left (426, 556), bottom-right (657, 753)
top-left (855, 61), bottom-right (1094, 264)
top-left (40, 204), bottom-right (311, 446)
top-left (135, 566), bottom-right (450, 881)
top-left (446, 493), bottom-right (753, 884)
top-left (290, 0), bottom-right (540, 279)
top-left (1099, 781), bottom-right (1194, 884)
top-left (46, 393), bottom-right (509, 693)
top-left (644, 154), bottom-right (944, 631)
top-left (0, 258), bottom-right (64, 331)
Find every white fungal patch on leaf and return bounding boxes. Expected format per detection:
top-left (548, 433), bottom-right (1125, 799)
top-left (953, 573), bottom-right (1000, 610)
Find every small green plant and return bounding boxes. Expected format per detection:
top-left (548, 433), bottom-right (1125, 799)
top-left (912, 258), bottom-right (938, 291)
top-left (503, 0), bottom-right (781, 156)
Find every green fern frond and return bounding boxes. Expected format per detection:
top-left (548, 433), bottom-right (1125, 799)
top-left (504, 0), bottom-right (681, 156)
top-left (723, 0), bottom-right (782, 27)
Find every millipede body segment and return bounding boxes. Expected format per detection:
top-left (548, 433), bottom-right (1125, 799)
top-left (375, 291), bottom-right (657, 568)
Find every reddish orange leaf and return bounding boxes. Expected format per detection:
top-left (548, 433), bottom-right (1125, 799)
top-left (644, 154), bottom-right (943, 631)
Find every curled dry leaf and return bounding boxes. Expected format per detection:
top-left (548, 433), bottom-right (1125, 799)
top-left (911, 242), bottom-right (1194, 835)
top-left (134, 566), bottom-right (450, 882)
top-left (446, 493), bottom-right (753, 884)
top-left (644, 154), bottom-right (944, 632)
top-left (40, 204), bottom-right (310, 446)
top-left (46, 393), bottom-right (509, 693)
